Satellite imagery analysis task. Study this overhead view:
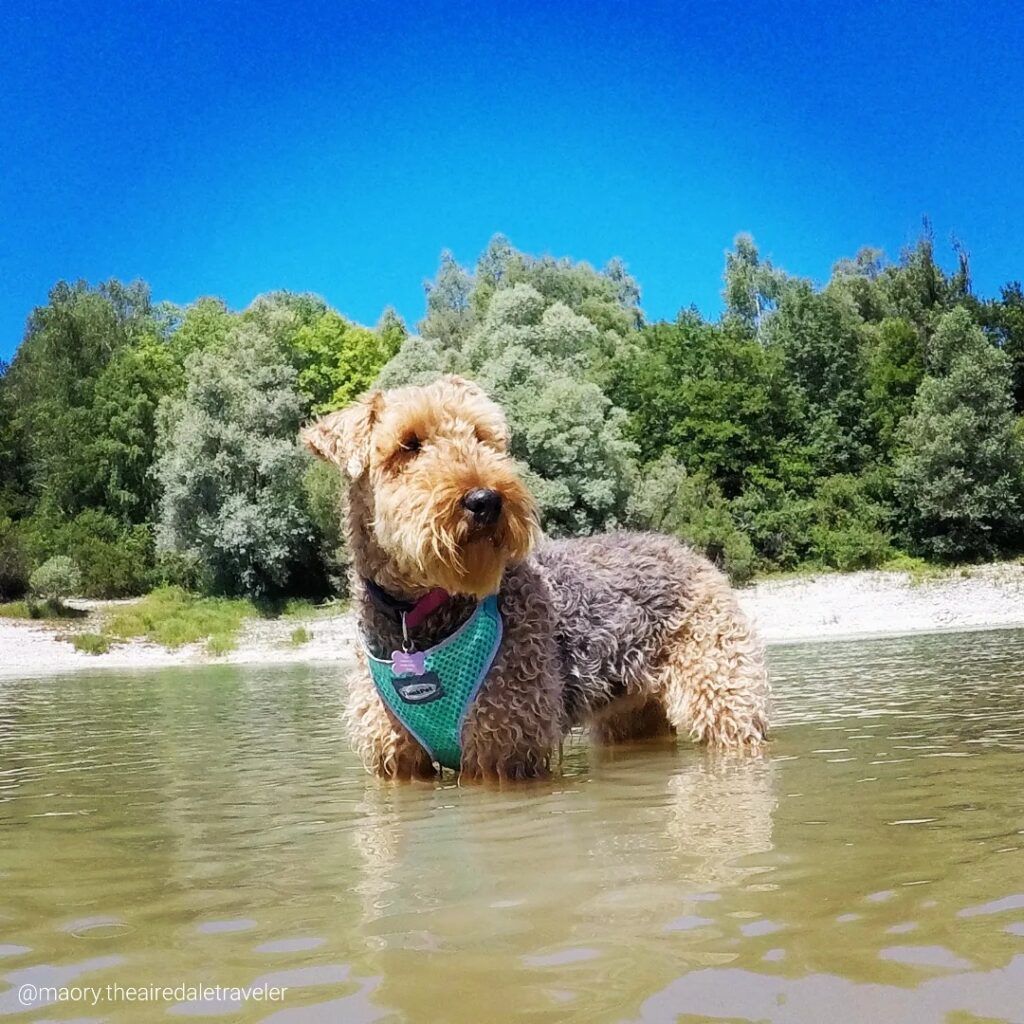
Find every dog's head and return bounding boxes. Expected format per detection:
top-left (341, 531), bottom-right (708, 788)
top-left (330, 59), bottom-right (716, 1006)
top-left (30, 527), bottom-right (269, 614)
top-left (302, 376), bottom-right (538, 597)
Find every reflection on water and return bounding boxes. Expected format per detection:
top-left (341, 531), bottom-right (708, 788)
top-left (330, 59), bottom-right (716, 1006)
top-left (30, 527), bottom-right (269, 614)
top-left (1, 629), bottom-right (1023, 1022)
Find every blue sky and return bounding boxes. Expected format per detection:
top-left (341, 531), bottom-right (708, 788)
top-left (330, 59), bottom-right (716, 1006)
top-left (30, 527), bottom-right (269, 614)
top-left (3, 1), bottom-right (1023, 360)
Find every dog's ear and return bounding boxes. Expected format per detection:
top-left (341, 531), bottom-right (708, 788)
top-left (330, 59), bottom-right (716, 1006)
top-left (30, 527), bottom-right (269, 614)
top-left (300, 392), bottom-right (382, 479)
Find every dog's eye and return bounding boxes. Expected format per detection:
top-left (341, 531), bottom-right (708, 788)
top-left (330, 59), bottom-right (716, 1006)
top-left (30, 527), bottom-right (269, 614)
top-left (399, 435), bottom-right (421, 454)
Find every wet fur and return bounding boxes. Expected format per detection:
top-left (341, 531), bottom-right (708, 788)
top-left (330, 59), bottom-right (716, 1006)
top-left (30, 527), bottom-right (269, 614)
top-left (302, 377), bottom-right (769, 781)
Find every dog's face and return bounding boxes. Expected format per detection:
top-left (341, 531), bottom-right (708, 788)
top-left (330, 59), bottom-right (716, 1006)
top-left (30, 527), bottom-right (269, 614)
top-left (302, 376), bottom-right (538, 597)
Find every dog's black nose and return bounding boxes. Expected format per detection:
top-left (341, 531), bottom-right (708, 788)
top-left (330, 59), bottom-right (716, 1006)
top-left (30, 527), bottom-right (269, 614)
top-left (462, 488), bottom-right (502, 525)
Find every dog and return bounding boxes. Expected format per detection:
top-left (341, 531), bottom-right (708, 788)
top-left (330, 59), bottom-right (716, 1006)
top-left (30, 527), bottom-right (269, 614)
top-left (301, 375), bottom-right (769, 781)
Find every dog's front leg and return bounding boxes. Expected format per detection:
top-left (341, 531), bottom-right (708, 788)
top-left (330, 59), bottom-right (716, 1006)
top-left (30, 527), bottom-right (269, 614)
top-left (344, 666), bottom-right (436, 780)
top-left (458, 593), bottom-right (562, 782)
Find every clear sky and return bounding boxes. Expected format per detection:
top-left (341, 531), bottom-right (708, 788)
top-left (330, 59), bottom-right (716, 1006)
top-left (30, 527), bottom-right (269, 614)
top-left (3, 1), bottom-right (1023, 360)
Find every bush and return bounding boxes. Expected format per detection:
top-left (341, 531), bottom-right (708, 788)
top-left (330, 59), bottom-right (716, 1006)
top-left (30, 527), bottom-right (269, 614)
top-left (289, 626), bottom-right (311, 646)
top-left (69, 632), bottom-right (112, 655)
top-left (0, 518), bottom-right (30, 600)
top-left (302, 459), bottom-right (350, 596)
top-left (29, 556), bottom-right (82, 605)
top-left (629, 456), bottom-right (756, 583)
top-left (730, 479), bottom-right (813, 572)
top-left (807, 474), bottom-right (893, 571)
top-left (19, 509), bottom-right (154, 597)
top-left (104, 586), bottom-right (251, 651)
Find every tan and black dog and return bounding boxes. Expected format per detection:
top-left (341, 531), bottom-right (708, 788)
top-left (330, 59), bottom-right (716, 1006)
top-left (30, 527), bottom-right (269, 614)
top-left (302, 375), bottom-right (769, 781)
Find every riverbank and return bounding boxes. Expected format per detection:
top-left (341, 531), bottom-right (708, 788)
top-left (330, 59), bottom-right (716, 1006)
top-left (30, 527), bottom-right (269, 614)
top-left (2, 562), bottom-right (1024, 679)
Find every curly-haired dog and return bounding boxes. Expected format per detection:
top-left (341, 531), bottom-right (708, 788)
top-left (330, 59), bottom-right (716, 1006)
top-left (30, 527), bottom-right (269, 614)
top-left (302, 376), bottom-right (769, 781)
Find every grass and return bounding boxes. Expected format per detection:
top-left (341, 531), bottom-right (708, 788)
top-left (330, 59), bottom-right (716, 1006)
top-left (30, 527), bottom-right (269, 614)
top-left (255, 596), bottom-right (346, 619)
top-left (104, 586), bottom-right (252, 654)
top-left (289, 626), bottom-right (312, 647)
top-left (879, 553), bottom-right (960, 584)
top-left (68, 632), bottom-right (112, 655)
top-left (0, 599), bottom-right (87, 620)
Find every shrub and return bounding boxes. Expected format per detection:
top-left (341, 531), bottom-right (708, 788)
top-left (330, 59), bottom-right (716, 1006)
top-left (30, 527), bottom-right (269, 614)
top-left (69, 633), bottom-right (112, 655)
top-left (629, 456), bottom-right (756, 583)
top-left (104, 586), bottom-right (251, 650)
top-left (29, 556), bottom-right (82, 605)
top-left (302, 459), bottom-right (350, 596)
top-left (730, 480), bottom-right (813, 572)
top-left (289, 626), bottom-right (311, 646)
top-left (807, 474), bottom-right (893, 571)
top-left (0, 518), bottom-right (30, 600)
top-left (19, 509), bottom-right (154, 597)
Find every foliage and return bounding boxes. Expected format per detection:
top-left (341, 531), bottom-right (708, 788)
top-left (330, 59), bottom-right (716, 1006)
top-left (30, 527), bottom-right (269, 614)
top-left (3, 231), bottom-right (1023, 597)
top-left (291, 310), bottom-right (402, 413)
top-left (154, 324), bottom-right (315, 597)
top-left (0, 598), bottom-right (86, 620)
top-left (807, 474), bottom-right (893, 571)
top-left (302, 459), bottom-right (351, 595)
top-left (289, 626), bottom-right (311, 647)
top-left (628, 455), bottom-right (756, 582)
top-left (0, 517), bottom-right (30, 600)
top-left (69, 632), bottom-right (112, 655)
top-left (104, 586), bottom-right (252, 653)
top-left (29, 556), bottom-right (82, 604)
top-left (384, 255), bottom-right (642, 534)
top-left (20, 509), bottom-right (154, 598)
top-left (894, 308), bottom-right (1024, 559)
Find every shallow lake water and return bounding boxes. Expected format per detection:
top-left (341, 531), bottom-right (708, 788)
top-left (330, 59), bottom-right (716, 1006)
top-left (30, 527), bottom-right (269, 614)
top-left (2, 629), bottom-right (1024, 1023)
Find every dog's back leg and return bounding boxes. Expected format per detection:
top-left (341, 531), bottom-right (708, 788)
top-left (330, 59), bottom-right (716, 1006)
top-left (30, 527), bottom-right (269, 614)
top-left (655, 582), bottom-right (770, 750)
top-left (589, 694), bottom-right (675, 745)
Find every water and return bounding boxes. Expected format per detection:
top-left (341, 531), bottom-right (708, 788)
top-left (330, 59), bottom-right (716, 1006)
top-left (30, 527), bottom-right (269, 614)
top-left (2, 629), bottom-right (1024, 1023)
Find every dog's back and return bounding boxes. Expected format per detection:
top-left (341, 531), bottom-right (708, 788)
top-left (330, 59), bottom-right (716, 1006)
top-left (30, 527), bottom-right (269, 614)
top-left (533, 531), bottom-right (722, 727)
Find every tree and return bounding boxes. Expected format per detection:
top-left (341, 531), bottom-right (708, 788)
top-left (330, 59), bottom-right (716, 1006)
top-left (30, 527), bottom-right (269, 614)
top-left (420, 251), bottom-right (475, 347)
top-left (628, 455), bottom-right (755, 582)
top-left (154, 325), bottom-right (315, 597)
top-left (606, 310), bottom-right (803, 496)
top-left (3, 280), bottom-right (157, 515)
top-left (290, 310), bottom-right (401, 413)
top-left (722, 234), bottom-right (788, 336)
top-left (974, 282), bottom-right (1024, 413)
top-left (864, 317), bottom-right (924, 455)
top-left (894, 307), bottom-right (1024, 559)
top-left (382, 259), bottom-right (640, 534)
top-left (765, 283), bottom-right (872, 475)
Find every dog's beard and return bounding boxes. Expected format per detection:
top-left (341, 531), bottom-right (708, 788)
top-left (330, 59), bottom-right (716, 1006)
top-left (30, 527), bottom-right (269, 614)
top-left (374, 475), bottom-right (538, 597)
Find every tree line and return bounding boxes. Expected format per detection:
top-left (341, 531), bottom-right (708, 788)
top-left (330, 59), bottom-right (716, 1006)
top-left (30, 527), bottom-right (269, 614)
top-left (1, 229), bottom-right (1022, 601)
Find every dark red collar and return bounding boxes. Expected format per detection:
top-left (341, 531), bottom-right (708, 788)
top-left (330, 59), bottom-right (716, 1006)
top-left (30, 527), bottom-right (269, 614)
top-left (362, 578), bottom-right (450, 628)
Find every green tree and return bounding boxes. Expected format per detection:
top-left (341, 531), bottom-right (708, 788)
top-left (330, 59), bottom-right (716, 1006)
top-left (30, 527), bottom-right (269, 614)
top-left (894, 308), bottom-right (1024, 558)
top-left (607, 310), bottom-right (804, 496)
top-left (628, 455), bottom-right (756, 582)
top-left (291, 310), bottom-right (401, 413)
top-left (722, 234), bottom-right (789, 336)
top-left (864, 317), bottom-right (924, 455)
top-left (765, 283), bottom-right (872, 475)
top-left (154, 324), bottom-right (315, 597)
top-left (382, 251), bottom-right (641, 534)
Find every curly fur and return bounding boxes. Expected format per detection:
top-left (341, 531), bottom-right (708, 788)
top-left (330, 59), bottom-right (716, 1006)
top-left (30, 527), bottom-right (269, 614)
top-left (302, 376), bottom-right (770, 781)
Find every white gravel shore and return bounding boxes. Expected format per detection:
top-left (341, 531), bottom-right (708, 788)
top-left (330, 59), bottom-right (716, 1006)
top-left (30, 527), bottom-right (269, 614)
top-left (2, 563), bottom-right (1023, 680)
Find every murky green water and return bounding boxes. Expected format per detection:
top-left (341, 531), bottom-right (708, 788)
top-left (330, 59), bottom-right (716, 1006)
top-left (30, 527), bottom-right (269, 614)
top-left (3, 629), bottom-right (1024, 1022)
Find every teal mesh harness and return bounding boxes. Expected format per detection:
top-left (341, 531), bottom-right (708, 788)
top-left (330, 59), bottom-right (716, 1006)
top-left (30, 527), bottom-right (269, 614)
top-left (363, 595), bottom-right (503, 770)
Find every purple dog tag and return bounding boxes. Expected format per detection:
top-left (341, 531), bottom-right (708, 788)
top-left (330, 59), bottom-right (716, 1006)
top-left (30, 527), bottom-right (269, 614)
top-left (391, 650), bottom-right (426, 676)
